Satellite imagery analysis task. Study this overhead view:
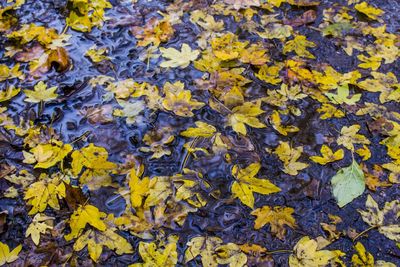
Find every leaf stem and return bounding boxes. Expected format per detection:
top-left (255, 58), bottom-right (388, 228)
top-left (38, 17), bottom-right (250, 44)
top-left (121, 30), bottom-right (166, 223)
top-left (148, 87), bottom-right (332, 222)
top-left (265, 249), bottom-right (293, 254)
top-left (352, 225), bottom-right (378, 242)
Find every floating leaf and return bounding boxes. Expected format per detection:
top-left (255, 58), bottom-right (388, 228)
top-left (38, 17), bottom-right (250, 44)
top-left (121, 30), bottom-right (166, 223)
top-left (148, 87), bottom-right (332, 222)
top-left (160, 44), bottom-right (200, 68)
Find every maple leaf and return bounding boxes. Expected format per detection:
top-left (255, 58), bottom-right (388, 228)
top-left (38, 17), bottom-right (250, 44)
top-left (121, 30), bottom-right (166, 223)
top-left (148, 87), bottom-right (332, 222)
top-left (270, 110), bottom-right (299, 136)
top-left (74, 228), bottom-right (133, 262)
top-left (251, 205), bottom-right (296, 240)
top-left (24, 140), bottom-right (72, 169)
top-left (0, 242), bottom-right (22, 266)
top-left (0, 86), bottom-right (20, 102)
top-left (64, 204), bottom-right (107, 241)
top-left (113, 99), bottom-right (145, 125)
top-left (317, 103), bottom-right (345, 120)
top-left (355, 2), bottom-right (384, 20)
top-left (131, 18), bottom-right (175, 47)
top-left (25, 213), bottom-right (53, 245)
top-left (160, 43), bottom-right (200, 68)
top-left (24, 81), bottom-right (58, 103)
top-left (24, 174), bottom-right (66, 215)
top-left (310, 145), bottom-right (344, 165)
top-left (211, 32), bottom-right (248, 61)
top-left (289, 236), bottom-right (344, 267)
top-left (0, 63), bottom-right (24, 82)
top-left (231, 163), bottom-right (280, 209)
top-left (227, 101), bottom-right (266, 136)
top-left (143, 176), bottom-right (172, 208)
top-left (255, 64), bottom-right (282, 85)
top-left (85, 45), bottom-right (110, 62)
top-left (358, 195), bottom-right (400, 242)
top-left (66, 0), bottom-right (112, 32)
top-left (351, 242), bottom-right (396, 267)
top-left (128, 166), bottom-right (149, 208)
top-left (274, 142), bottom-right (308, 176)
top-left (215, 243), bottom-right (247, 267)
top-left (131, 237), bottom-right (178, 267)
top-left (162, 87), bottom-right (205, 117)
top-left (283, 35), bottom-right (316, 59)
top-left (180, 121), bottom-right (217, 138)
top-left (185, 236), bottom-right (223, 267)
top-left (331, 159), bottom-right (365, 207)
top-left (337, 125), bottom-right (371, 151)
top-left (140, 127), bottom-right (175, 159)
top-left (325, 84), bottom-right (361, 105)
top-left (71, 143), bottom-right (117, 190)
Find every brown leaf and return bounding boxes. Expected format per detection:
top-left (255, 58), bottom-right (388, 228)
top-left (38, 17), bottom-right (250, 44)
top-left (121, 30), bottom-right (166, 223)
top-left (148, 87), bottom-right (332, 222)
top-left (284, 10), bottom-right (317, 27)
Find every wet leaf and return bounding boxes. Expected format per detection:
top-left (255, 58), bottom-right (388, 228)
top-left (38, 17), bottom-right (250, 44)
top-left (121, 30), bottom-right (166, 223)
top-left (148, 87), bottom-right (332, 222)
top-left (331, 159), bottom-right (365, 207)
top-left (160, 44), bottom-right (200, 68)
top-left (251, 205), bottom-right (296, 240)
top-left (231, 162), bottom-right (281, 209)
top-left (0, 242), bottom-right (22, 265)
top-left (24, 81), bottom-right (58, 103)
top-left (289, 236), bottom-right (344, 266)
top-left (358, 195), bottom-right (400, 242)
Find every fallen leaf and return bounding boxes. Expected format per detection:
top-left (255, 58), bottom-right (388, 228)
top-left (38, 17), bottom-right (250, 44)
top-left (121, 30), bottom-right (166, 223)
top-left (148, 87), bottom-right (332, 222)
top-left (331, 159), bottom-right (365, 207)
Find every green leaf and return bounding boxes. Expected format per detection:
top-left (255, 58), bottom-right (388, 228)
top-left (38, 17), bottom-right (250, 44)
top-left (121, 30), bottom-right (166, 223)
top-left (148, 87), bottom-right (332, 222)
top-left (325, 84), bottom-right (361, 105)
top-left (331, 159), bottom-right (365, 207)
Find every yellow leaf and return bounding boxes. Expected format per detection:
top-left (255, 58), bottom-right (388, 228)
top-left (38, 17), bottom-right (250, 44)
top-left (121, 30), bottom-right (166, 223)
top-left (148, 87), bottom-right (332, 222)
top-left (310, 145), bottom-right (344, 165)
top-left (227, 101), bottom-right (266, 136)
top-left (215, 243), bottom-right (247, 267)
top-left (270, 110), bottom-right (299, 136)
top-left (0, 86), bottom-right (20, 102)
top-left (85, 45), bottom-right (110, 62)
top-left (71, 143), bottom-right (117, 190)
top-left (24, 81), bottom-right (58, 103)
top-left (231, 163), bottom-right (280, 209)
top-left (74, 228), bottom-right (133, 262)
top-left (251, 205), bottom-right (296, 240)
top-left (274, 142), bottom-right (308, 175)
top-left (317, 103), bottom-right (345, 120)
top-left (25, 213), bottom-right (53, 245)
top-left (185, 236), bottom-right (223, 267)
top-left (162, 82), bottom-right (205, 117)
top-left (358, 195), bottom-right (400, 242)
top-left (0, 242), bottom-right (22, 266)
top-left (283, 35), bottom-right (316, 59)
top-left (129, 166), bottom-right (149, 208)
top-left (27, 141), bottom-right (72, 169)
top-left (160, 43), bottom-right (199, 68)
top-left (337, 125), bottom-right (370, 151)
top-left (289, 236), bottom-right (344, 267)
top-left (24, 174), bottom-right (66, 215)
top-left (355, 2), bottom-right (383, 20)
top-left (180, 121), bottom-right (217, 138)
top-left (356, 145), bottom-right (371, 161)
top-left (211, 33), bottom-right (248, 61)
top-left (255, 64), bottom-right (282, 85)
top-left (64, 204), bottom-right (107, 241)
top-left (131, 237), bottom-right (178, 267)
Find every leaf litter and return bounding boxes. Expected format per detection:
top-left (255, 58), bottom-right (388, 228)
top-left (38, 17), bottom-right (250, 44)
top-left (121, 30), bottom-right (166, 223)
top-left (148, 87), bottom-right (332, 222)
top-left (0, 0), bottom-right (399, 266)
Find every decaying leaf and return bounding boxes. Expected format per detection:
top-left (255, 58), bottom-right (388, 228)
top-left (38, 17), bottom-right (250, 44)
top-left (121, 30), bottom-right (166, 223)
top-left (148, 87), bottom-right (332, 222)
top-left (358, 195), bottom-right (400, 242)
